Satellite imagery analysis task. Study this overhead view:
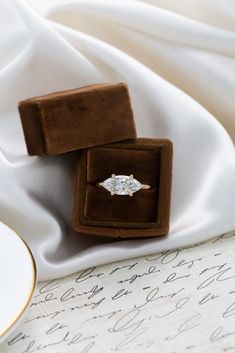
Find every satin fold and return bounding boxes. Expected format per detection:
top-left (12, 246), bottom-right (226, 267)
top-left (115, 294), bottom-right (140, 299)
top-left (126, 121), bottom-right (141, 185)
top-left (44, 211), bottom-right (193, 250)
top-left (0, 0), bottom-right (235, 280)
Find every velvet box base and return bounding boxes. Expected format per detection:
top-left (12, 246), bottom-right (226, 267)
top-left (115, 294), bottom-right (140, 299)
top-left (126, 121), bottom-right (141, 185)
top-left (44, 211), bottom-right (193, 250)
top-left (73, 138), bottom-right (173, 238)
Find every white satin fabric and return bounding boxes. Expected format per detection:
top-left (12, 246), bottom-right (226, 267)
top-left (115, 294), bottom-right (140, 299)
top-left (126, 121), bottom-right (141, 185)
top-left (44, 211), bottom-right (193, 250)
top-left (1, 0), bottom-right (235, 280)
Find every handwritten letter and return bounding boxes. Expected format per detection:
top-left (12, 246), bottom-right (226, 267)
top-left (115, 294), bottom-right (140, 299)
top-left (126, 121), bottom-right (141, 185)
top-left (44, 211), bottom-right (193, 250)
top-left (1, 232), bottom-right (235, 353)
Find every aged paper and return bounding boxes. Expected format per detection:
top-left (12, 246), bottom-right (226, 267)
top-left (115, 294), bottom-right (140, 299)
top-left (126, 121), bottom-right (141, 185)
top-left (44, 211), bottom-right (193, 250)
top-left (1, 232), bottom-right (235, 353)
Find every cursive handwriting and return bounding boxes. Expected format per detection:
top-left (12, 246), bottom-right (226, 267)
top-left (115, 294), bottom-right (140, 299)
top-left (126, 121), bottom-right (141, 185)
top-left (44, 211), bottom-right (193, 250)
top-left (2, 231), bottom-right (235, 353)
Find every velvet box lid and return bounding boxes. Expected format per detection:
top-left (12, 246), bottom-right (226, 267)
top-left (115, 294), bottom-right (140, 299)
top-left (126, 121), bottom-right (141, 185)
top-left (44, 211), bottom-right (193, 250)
top-left (18, 82), bottom-right (137, 156)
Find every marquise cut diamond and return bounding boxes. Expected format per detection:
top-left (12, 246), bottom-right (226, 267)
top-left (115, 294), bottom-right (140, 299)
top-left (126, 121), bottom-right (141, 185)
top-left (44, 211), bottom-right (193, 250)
top-left (102, 175), bottom-right (142, 196)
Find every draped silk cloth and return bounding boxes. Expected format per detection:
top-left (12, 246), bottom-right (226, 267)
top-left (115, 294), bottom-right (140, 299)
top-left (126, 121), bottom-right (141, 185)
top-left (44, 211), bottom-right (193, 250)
top-left (1, 0), bottom-right (235, 280)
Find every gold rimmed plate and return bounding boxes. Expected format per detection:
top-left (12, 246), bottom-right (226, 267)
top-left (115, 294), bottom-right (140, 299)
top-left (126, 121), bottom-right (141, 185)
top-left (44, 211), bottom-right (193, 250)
top-left (0, 221), bottom-right (36, 344)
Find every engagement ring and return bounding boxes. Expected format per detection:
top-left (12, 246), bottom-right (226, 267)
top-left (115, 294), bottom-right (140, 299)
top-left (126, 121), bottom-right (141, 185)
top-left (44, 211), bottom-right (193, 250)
top-left (97, 174), bottom-right (150, 196)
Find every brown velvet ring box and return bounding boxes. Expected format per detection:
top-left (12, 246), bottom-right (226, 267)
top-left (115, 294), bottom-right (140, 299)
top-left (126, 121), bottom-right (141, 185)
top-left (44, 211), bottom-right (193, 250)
top-left (18, 82), bottom-right (173, 239)
top-left (18, 82), bottom-right (136, 155)
top-left (73, 138), bottom-right (173, 238)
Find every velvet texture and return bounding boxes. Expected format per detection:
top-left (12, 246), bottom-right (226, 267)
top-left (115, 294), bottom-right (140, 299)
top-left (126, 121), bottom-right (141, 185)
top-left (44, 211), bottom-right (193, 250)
top-left (73, 138), bottom-right (173, 238)
top-left (18, 82), bottom-right (136, 155)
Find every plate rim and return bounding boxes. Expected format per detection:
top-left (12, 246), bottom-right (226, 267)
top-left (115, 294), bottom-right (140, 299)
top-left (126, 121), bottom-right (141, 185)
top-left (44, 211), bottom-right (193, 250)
top-left (0, 221), bottom-right (37, 339)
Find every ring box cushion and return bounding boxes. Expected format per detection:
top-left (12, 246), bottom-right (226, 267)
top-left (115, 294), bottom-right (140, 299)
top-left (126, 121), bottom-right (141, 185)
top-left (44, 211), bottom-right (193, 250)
top-left (18, 83), bottom-right (137, 155)
top-left (73, 138), bottom-right (173, 238)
